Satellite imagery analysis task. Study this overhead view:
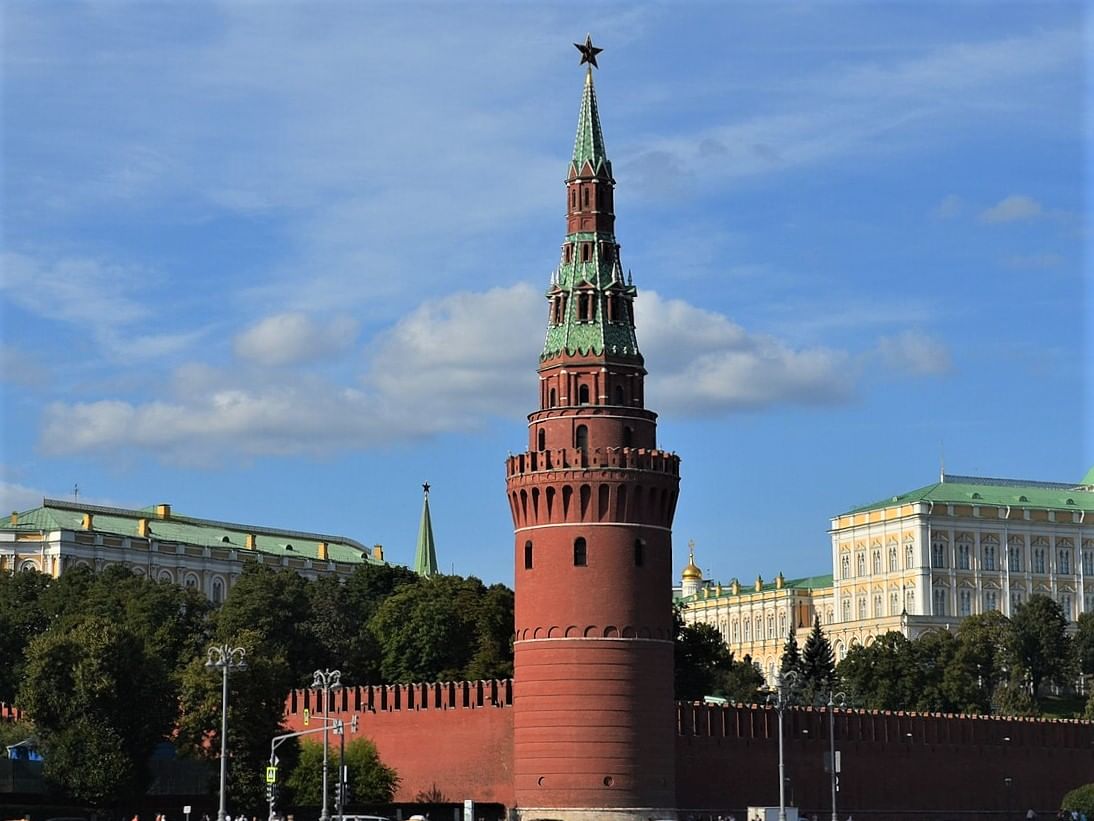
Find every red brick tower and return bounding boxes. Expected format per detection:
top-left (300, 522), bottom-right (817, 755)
top-left (505, 41), bottom-right (681, 821)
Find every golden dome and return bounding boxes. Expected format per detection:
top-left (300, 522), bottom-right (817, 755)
top-left (682, 539), bottom-right (703, 581)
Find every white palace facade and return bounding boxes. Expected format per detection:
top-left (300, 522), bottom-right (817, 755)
top-left (0, 498), bottom-right (388, 602)
top-left (678, 470), bottom-right (1094, 684)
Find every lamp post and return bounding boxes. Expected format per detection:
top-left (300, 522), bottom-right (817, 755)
top-left (827, 691), bottom-right (846, 821)
top-left (206, 643), bottom-right (247, 821)
top-left (768, 670), bottom-right (800, 821)
top-left (312, 668), bottom-right (342, 821)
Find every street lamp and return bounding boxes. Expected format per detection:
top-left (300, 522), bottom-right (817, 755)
top-left (206, 643), bottom-right (247, 821)
top-left (312, 668), bottom-right (342, 821)
top-left (827, 691), bottom-right (846, 821)
top-left (768, 670), bottom-right (800, 821)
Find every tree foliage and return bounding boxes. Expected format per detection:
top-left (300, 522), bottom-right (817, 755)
top-left (285, 737), bottom-right (399, 806)
top-left (800, 617), bottom-right (836, 703)
top-left (779, 628), bottom-right (801, 679)
top-left (18, 615), bottom-right (176, 804)
top-left (1008, 594), bottom-right (1073, 703)
top-left (673, 611), bottom-right (764, 703)
top-left (1074, 612), bottom-right (1094, 676)
top-left (1061, 783), bottom-right (1094, 814)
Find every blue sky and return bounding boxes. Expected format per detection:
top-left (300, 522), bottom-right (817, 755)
top-left (1, 2), bottom-right (1088, 587)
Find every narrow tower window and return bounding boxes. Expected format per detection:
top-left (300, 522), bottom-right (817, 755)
top-left (573, 537), bottom-right (587, 567)
top-left (614, 385), bottom-right (625, 405)
top-left (525, 540), bottom-right (534, 570)
top-left (549, 388), bottom-right (557, 407)
top-left (634, 539), bottom-right (645, 567)
top-left (582, 187), bottom-right (589, 207)
top-left (575, 425), bottom-right (588, 450)
top-left (537, 429), bottom-right (546, 451)
top-left (578, 385), bottom-right (590, 405)
top-left (623, 426), bottom-right (633, 447)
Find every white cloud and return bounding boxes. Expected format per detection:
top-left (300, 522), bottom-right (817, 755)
top-left (979, 194), bottom-right (1043, 224)
top-left (234, 312), bottom-right (359, 366)
top-left (932, 194), bottom-right (964, 220)
top-left (876, 331), bottom-right (952, 377)
top-left (37, 284), bottom-right (957, 461)
top-left (0, 479), bottom-right (46, 514)
top-left (638, 292), bottom-right (855, 413)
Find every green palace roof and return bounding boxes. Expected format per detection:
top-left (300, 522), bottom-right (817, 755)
top-left (843, 472), bottom-right (1094, 516)
top-left (4, 498), bottom-right (384, 566)
top-left (678, 573), bottom-right (834, 603)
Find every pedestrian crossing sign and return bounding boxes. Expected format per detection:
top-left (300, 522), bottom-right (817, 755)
top-left (266, 765), bottom-right (278, 784)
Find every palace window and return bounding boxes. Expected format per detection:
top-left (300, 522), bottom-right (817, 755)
top-left (525, 541), bottom-right (534, 569)
top-left (933, 588), bottom-right (947, 616)
top-left (1010, 590), bottom-right (1023, 610)
top-left (212, 578), bottom-right (224, 604)
top-left (1032, 548), bottom-right (1046, 574)
top-left (1083, 550), bottom-right (1094, 575)
top-left (767, 615), bottom-right (774, 639)
top-left (905, 588), bottom-right (915, 612)
top-left (931, 539), bottom-right (946, 569)
top-left (1008, 544), bottom-right (1023, 572)
top-left (732, 621), bottom-right (739, 641)
top-left (905, 544), bottom-right (914, 569)
top-left (984, 590), bottom-right (997, 612)
top-left (857, 597), bottom-right (866, 620)
top-left (856, 552), bottom-right (866, 576)
top-left (983, 543), bottom-right (996, 571)
top-left (573, 537), bottom-right (587, 567)
top-left (1085, 594), bottom-right (1094, 614)
top-left (889, 592), bottom-right (899, 615)
top-left (778, 613), bottom-right (786, 636)
top-left (888, 547), bottom-right (898, 572)
top-left (744, 620), bottom-right (751, 641)
top-left (840, 556), bottom-right (850, 580)
top-left (959, 589), bottom-right (972, 616)
top-left (1058, 548), bottom-right (1071, 575)
top-left (873, 594), bottom-right (882, 617)
top-left (956, 539), bottom-right (971, 570)
top-left (872, 550), bottom-right (881, 574)
top-left (842, 599), bottom-right (851, 622)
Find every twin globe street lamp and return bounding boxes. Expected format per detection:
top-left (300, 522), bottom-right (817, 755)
top-left (206, 643), bottom-right (248, 821)
top-left (312, 668), bottom-right (343, 821)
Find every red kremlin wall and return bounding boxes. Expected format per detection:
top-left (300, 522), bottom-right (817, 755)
top-left (284, 685), bottom-right (1094, 817)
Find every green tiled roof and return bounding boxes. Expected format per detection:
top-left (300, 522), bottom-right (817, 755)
top-left (4, 499), bottom-right (383, 566)
top-left (413, 488), bottom-right (438, 577)
top-left (571, 69), bottom-right (610, 176)
top-left (844, 472), bottom-right (1094, 515)
top-left (678, 573), bottom-right (833, 603)
top-left (542, 70), bottom-right (640, 363)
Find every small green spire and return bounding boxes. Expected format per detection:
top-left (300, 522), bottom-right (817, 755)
top-left (571, 67), bottom-right (610, 176)
top-left (413, 483), bottom-right (438, 577)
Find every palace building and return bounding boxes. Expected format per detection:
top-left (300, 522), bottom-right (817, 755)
top-left (0, 496), bottom-right (404, 601)
top-left (678, 469), bottom-right (1094, 683)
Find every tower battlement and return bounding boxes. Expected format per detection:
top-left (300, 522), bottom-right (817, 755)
top-left (505, 446), bottom-right (680, 478)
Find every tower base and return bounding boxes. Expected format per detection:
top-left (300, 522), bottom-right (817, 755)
top-left (513, 808), bottom-right (677, 821)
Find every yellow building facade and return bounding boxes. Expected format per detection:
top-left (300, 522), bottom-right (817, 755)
top-left (679, 470), bottom-right (1094, 684)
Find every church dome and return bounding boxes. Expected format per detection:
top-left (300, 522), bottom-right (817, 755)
top-left (682, 561), bottom-right (703, 581)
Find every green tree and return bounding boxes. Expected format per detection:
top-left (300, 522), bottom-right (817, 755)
top-left (177, 628), bottom-right (295, 811)
top-left (779, 628), bottom-right (801, 679)
top-left (674, 619), bottom-right (733, 701)
top-left (717, 654), bottom-right (766, 704)
top-left (368, 574), bottom-right (507, 683)
top-left (1075, 612), bottom-right (1094, 676)
top-left (950, 611), bottom-right (1011, 713)
top-left (0, 568), bottom-right (51, 702)
top-left (800, 617), bottom-right (835, 703)
top-left (286, 737), bottom-right (399, 806)
top-left (1008, 594), bottom-right (1073, 704)
top-left (1060, 783), bottom-right (1094, 815)
top-left (838, 631), bottom-right (917, 710)
top-left (215, 564), bottom-right (315, 680)
top-left (18, 615), bottom-right (175, 804)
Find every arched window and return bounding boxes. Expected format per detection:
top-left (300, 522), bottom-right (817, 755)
top-left (537, 429), bottom-right (546, 451)
top-left (581, 243), bottom-right (591, 262)
top-left (634, 539), bottom-right (644, 567)
top-left (524, 540), bottom-right (533, 570)
top-left (614, 385), bottom-right (625, 405)
top-left (549, 388), bottom-right (557, 407)
top-left (575, 425), bottom-right (588, 451)
top-left (872, 550), bottom-right (881, 574)
top-left (582, 187), bottom-right (589, 207)
top-left (578, 385), bottom-right (590, 405)
top-left (623, 426), bottom-right (633, 447)
top-left (573, 537), bottom-right (587, 567)
top-left (212, 577), bottom-right (224, 604)
top-left (888, 547), bottom-right (897, 571)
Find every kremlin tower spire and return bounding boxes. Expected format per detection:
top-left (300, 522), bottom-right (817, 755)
top-left (506, 38), bottom-right (681, 821)
top-left (413, 482), bottom-right (438, 577)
